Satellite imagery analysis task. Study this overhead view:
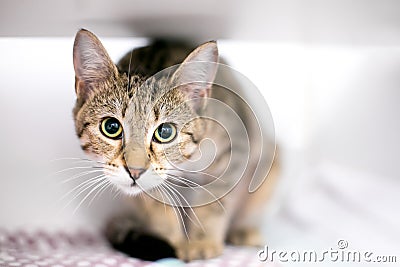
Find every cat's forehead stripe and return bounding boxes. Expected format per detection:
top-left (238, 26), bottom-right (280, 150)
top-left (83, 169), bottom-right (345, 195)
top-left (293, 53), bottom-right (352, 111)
top-left (153, 106), bottom-right (159, 121)
top-left (121, 105), bottom-right (127, 117)
top-left (77, 122), bottom-right (90, 138)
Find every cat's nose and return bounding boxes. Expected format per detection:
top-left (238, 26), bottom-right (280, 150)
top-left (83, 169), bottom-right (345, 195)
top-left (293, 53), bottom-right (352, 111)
top-left (127, 167), bottom-right (146, 180)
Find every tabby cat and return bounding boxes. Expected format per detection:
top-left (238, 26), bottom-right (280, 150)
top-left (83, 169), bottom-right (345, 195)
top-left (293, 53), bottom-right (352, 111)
top-left (72, 29), bottom-right (278, 261)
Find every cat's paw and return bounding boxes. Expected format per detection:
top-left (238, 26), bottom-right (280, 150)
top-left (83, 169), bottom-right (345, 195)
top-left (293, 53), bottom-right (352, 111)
top-left (175, 239), bottom-right (224, 261)
top-left (105, 214), bottom-right (176, 261)
top-left (227, 228), bottom-right (263, 247)
top-left (104, 214), bottom-right (142, 245)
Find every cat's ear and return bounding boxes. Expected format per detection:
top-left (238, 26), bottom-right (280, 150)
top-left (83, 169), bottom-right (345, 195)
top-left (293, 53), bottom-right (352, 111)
top-left (73, 29), bottom-right (118, 100)
top-left (172, 41), bottom-right (218, 111)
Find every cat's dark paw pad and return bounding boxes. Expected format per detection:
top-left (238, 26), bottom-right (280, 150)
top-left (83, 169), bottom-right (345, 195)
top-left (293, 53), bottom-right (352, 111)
top-left (227, 228), bottom-right (263, 247)
top-left (176, 239), bottom-right (224, 261)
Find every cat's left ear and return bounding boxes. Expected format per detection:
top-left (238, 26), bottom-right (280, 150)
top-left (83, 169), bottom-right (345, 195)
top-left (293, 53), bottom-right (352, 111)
top-left (172, 41), bottom-right (219, 111)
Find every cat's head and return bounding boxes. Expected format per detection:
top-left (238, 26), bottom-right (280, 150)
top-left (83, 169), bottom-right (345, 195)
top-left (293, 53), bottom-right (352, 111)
top-left (72, 29), bottom-right (218, 195)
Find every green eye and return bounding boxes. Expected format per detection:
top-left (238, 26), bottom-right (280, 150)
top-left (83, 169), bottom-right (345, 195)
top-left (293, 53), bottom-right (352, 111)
top-left (153, 123), bottom-right (177, 143)
top-left (100, 117), bottom-right (123, 139)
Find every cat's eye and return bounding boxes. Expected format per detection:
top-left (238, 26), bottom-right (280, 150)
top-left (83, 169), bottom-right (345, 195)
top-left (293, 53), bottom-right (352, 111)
top-left (100, 117), bottom-right (123, 139)
top-left (153, 123), bottom-right (177, 143)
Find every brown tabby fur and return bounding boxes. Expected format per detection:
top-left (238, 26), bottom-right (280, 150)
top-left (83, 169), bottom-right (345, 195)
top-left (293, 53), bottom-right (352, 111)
top-left (72, 29), bottom-right (278, 261)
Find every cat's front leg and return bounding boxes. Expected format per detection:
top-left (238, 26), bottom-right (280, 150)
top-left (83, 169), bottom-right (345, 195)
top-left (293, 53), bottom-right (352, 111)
top-left (141, 195), bottom-right (185, 247)
top-left (176, 237), bottom-right (224, 261)
top-left (175, 201), bottom-right (229, 261)
top-left (105, 195), bottom-right (185, 260)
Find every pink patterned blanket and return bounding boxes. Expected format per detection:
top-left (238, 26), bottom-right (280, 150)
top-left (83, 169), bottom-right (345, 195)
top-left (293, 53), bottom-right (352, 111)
top-left (0, 230), bottom-right (272, 267)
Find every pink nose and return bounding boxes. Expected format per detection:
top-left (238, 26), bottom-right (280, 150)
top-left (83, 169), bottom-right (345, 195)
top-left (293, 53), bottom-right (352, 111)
top-left (128, 168), bottom-right (146, 180)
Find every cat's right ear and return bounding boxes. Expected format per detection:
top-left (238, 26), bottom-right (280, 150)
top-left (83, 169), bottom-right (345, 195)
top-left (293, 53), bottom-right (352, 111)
top-left (73, 29), bottom-right (118, 100)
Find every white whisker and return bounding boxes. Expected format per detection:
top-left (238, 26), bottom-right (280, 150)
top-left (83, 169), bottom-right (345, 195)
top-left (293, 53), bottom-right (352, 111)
top-left (73, 178), bottom-right (108, 214)
top-left (50, 157), bottom-right (106, 165)
top-left (61, 169), bottom-right (104, 184)
top-left (60, 174), bottom-right (107, 209)
top-left (165, 168), bottom-right (226, 183)
top-left (159, 184), bottom-right (189, 240)
top-left (166, 173), bottom-right (226, 214)
top-left (50, 166), bottom-right (103, 178)
top-left (88, 179), bottom-right (111, 206)
top-left (155, 187), bottom-right (167, 214)
top-left (59, 174), bottom-right (105, 202)
top-left (163, 181), bottom-right (204, 231)
top-left (112, 186), bottom-right (122, 200)
top-left (165, 174), bottom-right (198, 188)
top-left (109, 183), bottom-right (121, 200)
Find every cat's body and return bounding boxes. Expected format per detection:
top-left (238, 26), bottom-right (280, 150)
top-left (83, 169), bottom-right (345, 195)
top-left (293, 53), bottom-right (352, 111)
top-left (72, 29), bottom-right (278, 261)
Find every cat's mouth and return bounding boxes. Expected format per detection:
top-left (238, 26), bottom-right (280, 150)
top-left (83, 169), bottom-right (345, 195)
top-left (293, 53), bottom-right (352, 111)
top-left (126, 168), bottom-right (150, 188)
top-left (107, 166), bottom-right (165, 196)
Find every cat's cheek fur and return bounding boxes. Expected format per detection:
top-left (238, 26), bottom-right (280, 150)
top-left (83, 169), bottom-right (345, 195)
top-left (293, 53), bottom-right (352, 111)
top-left (79, 137), bottom-right (104, 162)
top-left (107, 167), bottom-right (131, 185)
top-left (79, 135), bottom-right (118, 163)
top-left (106, 167), bottom-right (139, 195)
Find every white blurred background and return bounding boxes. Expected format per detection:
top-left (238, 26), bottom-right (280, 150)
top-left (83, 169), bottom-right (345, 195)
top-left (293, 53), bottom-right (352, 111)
top-left (0, 0), bottom-right (399, 265)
